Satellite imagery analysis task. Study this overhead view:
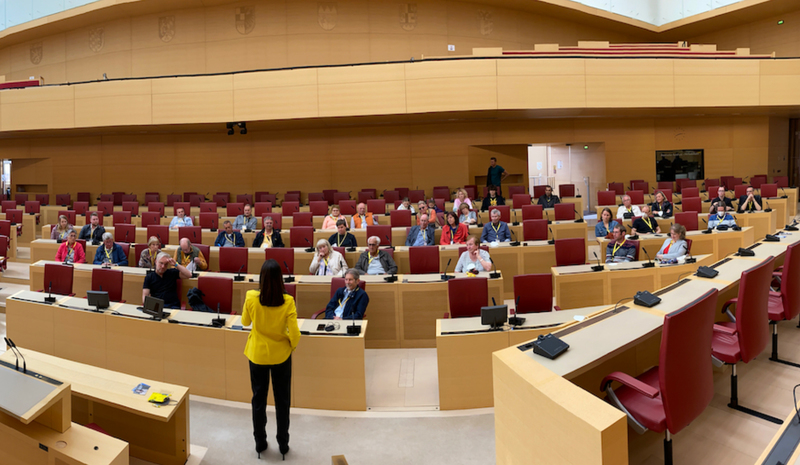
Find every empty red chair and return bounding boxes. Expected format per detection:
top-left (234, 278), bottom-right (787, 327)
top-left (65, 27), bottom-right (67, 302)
top-left (597, 191), bottom-right (616, 206)
top-left (339, 200), bottom-right (356, 216)
top-left (309, 201), bottom-right (329, 217)
top-left (219, 247), bottom-right (248, 274)
top-left (213, 194), bottom-right (228, 207)
top-left (751, 175), bottom-right (767, 189)
top-left (42, 263), bottom-right (74, 295)
top-left (237, 194), bottom-right (253, 205)
top-left (601, 289), bottom-right (718, 465)
top-left (607, 182), bottom-right (624, 195)
top-left (408, 190), bottom-right (425, 204)
top-left (367, 225), bottom-right (392, 246)
top-left (521, 204), bottom-right (543, 220)
top-left (58, 210), bottom-right (76, 225)
top-left (199, 212), bottom-right (219, 230)
top-left (227, 203), bottom-right (244, 217)
top-left (179, 226), bottom-right (202, 244)
top-left (734, 184), bottom-right (748, 199)
top-left (768, 242), bottom-right (800, 366)
top-left (308, 193), bottom-right (325, 203)
top-left (532, 185), bottom-right (546, 199)
top-left (281, 201), bottom-right (300, 217)
top-left (712, 256), bottom-right (779, 423)
top-left (321, 190), bottom-right (337, 205)
top-left (261, 194), bottom-right (277, 205)
top-left (553, 203), bottom-right (574, 221)
top-left (141, 212), bottom-right (161, 228)
top-left (409, 247), bottom-right (439, 274)
top-left (681, 197), bottom-right (701, 214)
top-left (292, 212), bottom-right (313, 227)
top-left (724, 177), bottom-right (742, 191)
top-left (674, 212), bottom-right (699, 232)
top-left (395, 187), bottom-right (410, 200)
top-left (189, 194), bottom-right (204, 207)
top-left (367, 199), bottom-right (386, 215)
top-left (74, 201), bottom-right (90, 216)
top-left (554, 238), bottom-right (585, 266)
top-left (522, 219), bottom-right (548, 241)
top-left (56, 194), bottom-right (71, 206)
top-left (290, 226), bottom-right (314, 248)
top-left (35, 194), bottom-right (49, 206)
top-left (254, 202), bottom-right (272, 215)
top-left (147, 225), bottom-right (169, 245)
top-left (255, 191), bottom-right (270, 203)
top-left (265, 248), bottom-right (294, 275)
top-left (704, 178), bottom-right (720, 192)
top-left (182, 192), bottom-right (196, 203)
top-left (91, 268), bottom-right (124, 302)
top-left (198, 276), bottom-right (234, 314)
top-left (681, 187), bottom-right (699, 199)
top-left (631, 181), bottom-right (648, 193)
top-left (148, 202), bottom-right (165, 217)
top-left (558, 184), bottom-right (574, 198)
top-left (511, 194), bottom-right (531, 210)
top-left (445, 277), bottom-right (488, 318)
top-left (172, 202), bottom-right (190, 217)
top-left (761, 183), bottom-right (778, 198)
top-left (626, 190), bottom-right (644, 205)
top-left (390, 209), bottom-right (412, 228)
top-left (284, 193), bottom-right (300, 204)
top-left (114, 224), bottom-right (136, 244)
top-left (774, 176), bottom-right (789, 188)
top-left (333, 192), bottom-right (350, 205)
top-left (0, 200), bottom-right (15, 213)
top-left (76, 192), bottom-right (90, 203)
top-left (112, 211), bottom-right (131, 225)
top-left (506, 186), bottom-right (524, 198)
top-left (657, 181), bottom-right (673, 192)
top-left (144, 193), bottom-right (159, 204)
top-left (95, 201), bottom-right (112, 217)
top-left (15, 194), bottom-right (28, 205)
top-left (261, 213), bottom-right (282, 230)
top-left (676, 179), bottom-right (696, 194)
top-left (432, 187), bottom-right (450, 201)
top-left (25, 200), bottom-right (41, 215)
top-left (199, 202), bottom-right (217, 213)
top-left (121, 202), bottom-right (139, 216)
top-left (357, 192), bottom-right (374, 204)
top-left (384, 190), bottom-right (400, 204)
top-left (5, 209), bottom-right (22, 225)
top-left (121, 194), bottom-right (137, 203)
top-left (514, 274), bottom-right (557, 313)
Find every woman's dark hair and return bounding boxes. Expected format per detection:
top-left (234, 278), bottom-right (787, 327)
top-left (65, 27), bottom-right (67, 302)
top-left (259, 259), bottom-right (286, 307)
top-left (446, 211), bottom-right (459, 225)
top-left (601, 207), bottom-right (613, 221)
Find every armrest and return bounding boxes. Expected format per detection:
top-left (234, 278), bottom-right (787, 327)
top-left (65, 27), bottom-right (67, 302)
top-left (311, 309), bottom-right (326, 319)
top-left (554, 305), bottom-right (562, 311)
top-left (713, 324), bottom-right (737, 335)
top-left (443, 312), bottom-right (450, 319)
top-left (601, 372), bottom-right (658, 398)
top-left (721, 297), bottom-right (737, 322)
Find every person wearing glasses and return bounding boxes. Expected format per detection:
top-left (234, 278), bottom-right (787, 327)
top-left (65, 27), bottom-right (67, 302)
top-left (354, 236), bottom-right (397, 275)
top-left (93, 232), bottom-right (129, 266)
top-left (54, 230), bottom-right (85, 264)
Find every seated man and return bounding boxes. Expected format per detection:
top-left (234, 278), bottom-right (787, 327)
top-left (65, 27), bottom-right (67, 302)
top-left (405, 213), bottom-right (436, 246)
top-left (329, 219), bottom-right (357, 248)
top-left (480, 209), bottom-right (511, 243)
top-left (214, 220), bottom-right (245, 247)
top-left (709, 186), bottom-right (733, 214)
top-left (169, 207), bottom-right (193, 229)
top-left (252, 216), bottom-right (284, 248)
top-left (481, 185), bottom-right (505, 211)
top-left (93, 232), bottom-right (129, 266)
top-left (55, 230), bottom-right (86, 264)
top-left (324, 269), bottom-right (369, 320)
top-left (233, 204), bottom-right (257, 231)
top-left (737, 186), bottom-right (762, 213)
top-left (173, 237), bottom-right (208, 272)
top-left (616, 195), bottom-right (642, 219)
top-left (537, 185), bottom-right (560, 208)
top-left (354, 236), bottom-right (398, 275)
top-left (631, 205), bottom-right (661, 235)
top-left (142, 252), bottom-right (192, 309)
top-left (708, 210), bottom-right (737, 229)
top-left (350, 202), bottom-right (377, 229)
top-left (78, 212), bottom-right (105, 244)
top-left (605, 225), bottom-right (636, 263)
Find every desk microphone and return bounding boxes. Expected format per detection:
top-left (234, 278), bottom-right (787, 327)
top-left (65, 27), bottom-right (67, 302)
top-left (509, 228), bottom-right (520, 247)
top-left (157, 233), bottom-right (164, 247)
top-left (786, 219), bottom-right (799, 232)
top-left (701, 218), bottom-right (712, 234)
top-left (780, 187), bottom-right (789, 199)
top-left (575, 187), bottom-right (581, 198)
top-left (347, 296), bottom-right (361, 335)
top-left (283, 260), bottom-right (295, 283)
top-left (384, 234), bottom-right (395, 251)
top-left (212, 303), bottom-right (226, 327)
top-left (641, 247), bottom-right (655, 268)
top-left (441, 258), bottom-right (454, 281)
top-left (625, 224), bottom-right (639, 240)
top-left (45, 281), bottom-right (56, 303)
top-left (192, 229), bottom-right (198, 241)
top-left (489, 258), bottom-right (501, 279)
top-left (573, 207), bottom-right (584, 223)
top-left (4, 338), bottom-right (25, 373)
top-left (512, 209), bottom-right (519, 226)
top-left (764, 200), bottom-right (773, 213)
top-left (508, 295), bottom-right (525, 326)
top-left (124, 229), bottom-right (130, 242)
top-left (234, 264), bottom-right (245, 281)
top-left (591, 251), bottom-right (604, 272)
top-left (545, 210), bottom-right (551, 224)
top-left (4, 337), bottom-right (19, 371)
top-left (730, 215), bottom-right (741, 231)
top-left (547, 227), bottom-right (555, 245)
top-left (681, 242), bottom-right (696, 264)
top-left (304, 237), bottom-right (314, 253)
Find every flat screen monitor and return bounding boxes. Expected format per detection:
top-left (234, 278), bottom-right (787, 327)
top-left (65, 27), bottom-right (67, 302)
top-left (142, 296), bottom-right (166, 319)
top-left (86, 290), bottom-right (110, 310)
top-left (481, 305), bottom-right (508, 329)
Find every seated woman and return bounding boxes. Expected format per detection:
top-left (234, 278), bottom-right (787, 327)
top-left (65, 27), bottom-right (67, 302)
top-left (480, 185), bottom-right (505, 211)
top-left (138, 236), bottom-right (162, 269)
top-left (54, 230), bottom-right (85, 264)
top-left (50, 215), bottom-right (74, 241)
top-left (656, 224), bottom-right (688, 262)
top-left (321, 205), bottom-right (343, 230)
top-left (650, 191), bottom-right (673, 218)
top-left (594, 207), bottom-right (618, 239)
top-left (452, 188), bottom-right (474, 212)
top-left (455, 236), bottom-right (492, 273)
top-left (252, 216), bottom-right (284, 248)
top-left (396, 197), bottom-right (415, 214)
top-left (440, 212), bottom-right (469, 245)
top-left (309, 239), bottom-right (348, 276)
top-left (458, 202), bottom-right (477, 226)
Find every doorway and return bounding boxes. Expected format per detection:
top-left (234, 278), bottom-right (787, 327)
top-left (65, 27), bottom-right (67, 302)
top-left (528, 143), bottom-right (606, 212)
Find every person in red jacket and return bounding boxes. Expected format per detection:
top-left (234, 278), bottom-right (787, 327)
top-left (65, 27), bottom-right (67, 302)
top-left (440, 211), bottom-right (469, 245)
top-left (54, 230), bottom-right (86, 264)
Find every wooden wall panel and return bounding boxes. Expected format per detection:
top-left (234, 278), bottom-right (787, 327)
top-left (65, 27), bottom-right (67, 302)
top-left (152, 75), bottom-right (234, 124)
top-left (75, 80), bottom-right (152, 127)
top-left (405, 60), bottom-right (498, 113)
top-left (0, 86), bottom-right (75, 131)
top-left (233, 69), bottom-right (319, 121)
top-left (318, 64), bottom-right (407, 117)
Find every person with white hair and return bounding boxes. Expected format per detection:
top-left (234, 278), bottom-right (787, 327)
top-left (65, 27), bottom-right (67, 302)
top-left (92, 232), bottom-right (128, 266)
top-left (354, 236), bottom-right (397, 275)
top-left (142, 252), bottom-right (192, 308)
top-left (173, 237), bottom-right (207, 272)
top-left (309, 238), bottom-right (348, 276)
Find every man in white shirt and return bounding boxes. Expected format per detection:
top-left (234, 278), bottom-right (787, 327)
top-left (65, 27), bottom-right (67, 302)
top-left (616, 195), bottom-right (642, 219)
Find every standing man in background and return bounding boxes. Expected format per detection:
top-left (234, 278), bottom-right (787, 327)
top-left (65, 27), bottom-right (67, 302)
top-left (487, 157), bottom-right (508, 196)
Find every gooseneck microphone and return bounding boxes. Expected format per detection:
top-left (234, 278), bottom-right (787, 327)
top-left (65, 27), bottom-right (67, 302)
top-left (508, 295), bottom-right (526, 326)
top-left (764, 200), bottom-right (773, 213)
top-left (591, 251), bottom-right (604, 272)
top-left (385, 234), bottom-right (395, 251)
top-left (4, 337), bottom-right (20, 371)
top-left (682, 242), bottom-right (696, 263)
top-left (547, 227), bottom-right (555, 245)
top-left (489, 258), bottom-right (501, 279)
top-left (509, 228), bottom-right (520, 247)
top-left (304, 237), bottom-right (315, 252)
top-left (45, 281), bottom-right (56, 303)
top-left (283, 260), bottom-right (295, 283)
top-left (641, 247), bottom-right (655, 268)
top-left (701, 217), bottom-right (711, 234)
top-left (441, 258), bottom-right (454, 281)
top-left (212, 303), bottom-right (226, 327)
top-left (347, 290), bottom-right (361, 335)
top-left (573, 207), bottom-right (584, 223)
top-left (234, 264), bottom-right (245, 282)
top-left (5, 338), bottom-right (26, 373)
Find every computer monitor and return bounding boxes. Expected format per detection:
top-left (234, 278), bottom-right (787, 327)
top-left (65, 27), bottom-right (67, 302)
top-left (87, 290), bottom-right (110, 310)
top-left (142, 296), bottom-right (166, 319)
top-left (481, 305), bottom-right (508, 329)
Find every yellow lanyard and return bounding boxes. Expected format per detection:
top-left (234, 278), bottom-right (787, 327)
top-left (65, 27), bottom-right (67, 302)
top-left (67, 242), bottom-right (76, 260)
top-left (422, 229), bottom-right (427, 242)
top-left (323, 257), bottom-right (329, 267)
top-left (368, 254), bottom-right (377, 266)
top-left (226, 234), bottom-right (235, 245)
top-left (612, 240), bottom-right (625, 257)
top-left (336, 234), bottom-right (344, 247)
top-left (491, 222), bottom-right (500, 237)
top-left (104, 247), bottom-right (112, 261)
top-left (642, 217), bottom-right (653, 230)
top-left (338, 289), bottom-right (356, 307)
top-left (748, 201), bottom-right (753, 210)
top-left (149, 249), bottom-right (156, 264)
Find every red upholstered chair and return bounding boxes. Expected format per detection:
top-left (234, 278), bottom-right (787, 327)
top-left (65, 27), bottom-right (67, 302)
top-left (684, 238), bottom-right (692, 254)
top-left (734, 184), bottom-right (748, 199)
top-left (464, 185), bottom-right (477, 200)
top-left (382, 247), bottom-right (395, 259)
top-left (631, 181), bottom-right (648, 193)
top-left (626, 239), bottom-right (641, 261)
top-left (434, 199), bottom-right (445, 212)
top-left (6, 209), bottom-right (22, 225)
top-left (554, 238), bottom-right (585, 266)
top-left (395, 187), bottom-right (410, 200)
top-left (608, 182), bottom-right (624, 195)
top-left (144, 193), bottom-right (159, 204)
top-left (172, 202), bottom-right (190, 217)
top-left (254, 191), bottom-right (269, 203)
top-left (179, 226), bottom-right (202, 244)
top-left (219, 247), bottom-right (248, 274)
top-left (559, 184), bottom-right (575, 198)
top-left (282, 201), bottom-right (300, 217)
top-left (141, 212), bottom-right (160, 228)
top-left (383, 190), bottom-right (400, 204)
top-left (681, 196), bottom-right (701, 214)
top-left (512, 194), bottom-right (531, 210)
top-left (522, 219), bottom-right (548, 241)
top-left (198, 276), bottom-right (234, 314)
top-left (262, 213), bottom-right (282, 230)
top-left (521, 204), bottom-right (543, 220)
top-left (182, 192), bottom-right (197, 202)
top-left (532, 185), bottom-right (546, 199)
top-left (751, 175), bottom-right (767, 189)
top-left (601, 289), bottom-right (718, 465)
top-left (56, 194), bottom-right (71, 206)
top-left (122, 194), bottom-right (137, 203)
top-left (0, 220), bottom-right (10, 239)
top-left (657, 181), bottom-right (673, 192)
top-left (114, 224), bottom-right (136, 244)
top-left (227, 203), bottom-right (244, 217)
top-left (292, 212), bottom-right (313, 228)
top-left (367, 225), bottom-right (392, 246)
top-left (290, 226), bottom-right (314, 248)
top-left (704, 178), bottom-right (720, 192)
top-left (262, 194), bottom-right (277, 205)
top-left (768, 242), bottom-right (800, 366)
top-left (408, 190), bottom-right (425, 204)
top-left (121, 202), bottom-right (139, 216)
top-left (674, 212), bottom-right (699, 232)
top-left (491, 205), bottom-right (511, 224)
top-left (42, 263), bottom-right (74, 295)
top-left (367, 199), bottom-right (386, 215)
top-left (761, 183), bottom-right (778, 198)
top-left (597, 190), bottom-right (616, 206)
top-left (254, 202), bottom-right (272, 215)
top-left (309, 201), bottom-right (329, 217)
top-left (91, 268), bottom-right (124, 302)
top-left (774, 176), bottom-right (789, 188)
top-left (712, 256), bottom-right (779, 423)
top-left (553, 203), bottom-right (574, 221)
top-left (199, 202), bottom-right (217, 213)
top-left (308, 193), bottom-right (325, 203)
top-left (284, 283), bottom-right (296, 298)
top-left (77, 192), bottom-right (90, 203)
top-left (266, 248), bottom-right (294, 275)
top-left (213, 194), bottom-right (228, 207)
top-left (1, 200), bottom-right (15, 212)
top-left (147, 225), bottom-right (169, 245)
top-left (199, 212), bottom-right (219, 230)
top-left (725, 177), bottom-right (742, 191)
top-left (116, 242), bottom-right (131, 259)
top-left (25, 200), bottom-right (41, 215)
top-left (333, 192), bottom-right (350, 205)
top-left (445, 277), bottom-right (488, 318)
top-left (409, 246), bottom-right (439, 274)
top-left (680, 187), bottom-right (699, 199)
top-left (148, 202), bottom-right (165, 217)
top-left (134, 244), bottom-right (149, 266)
top-left (310, 278), bottom-right (367, 319)
top-left (95, 201), bottom-right (112, 217)
top-left (112, 211), bottom-right (131, 225)
top-left (507, 186), bottom-right (526, 198)
top-left (35, 194), bottom-right (49, 206)
top-left (513, 274), bottom-right (558, 313)
top-left (15, 194), bottom-right (28, 205)
top-left (321, 190), bottom-right (337, 205)
top-left (189, 194), bottom-right (204, 207)
top-left (69, 200), bottom-right (87, 216)
top-left (284, 193), bottom-right (300, 204)
top-left (390, 209), bottom-right (412, 227)
top-left (58, 210), bottom-right (76, 225)
top-left (237, 194), bottom-right (253, 205)
top-left (432, 187), bottom-right (450, 201)
top-left (361, 188), bottom-right (377, 199)
top-left (626, 190), bottom-right (644, 205)
top-left (357, 191), bottom-right (374, 204)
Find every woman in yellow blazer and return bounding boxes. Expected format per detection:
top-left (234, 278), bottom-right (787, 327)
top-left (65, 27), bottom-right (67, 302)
top-left (242, 259), bottom-right (300, 460)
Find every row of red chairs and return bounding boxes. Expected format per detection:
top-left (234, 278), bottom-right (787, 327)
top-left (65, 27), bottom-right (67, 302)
top-left (598, 183), bottom-right (785, 207)
top-left (606, 175), bottom-right (789, 197)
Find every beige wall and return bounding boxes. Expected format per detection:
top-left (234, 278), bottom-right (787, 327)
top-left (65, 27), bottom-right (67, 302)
top-left (688, 7), bottom-right (800, 57)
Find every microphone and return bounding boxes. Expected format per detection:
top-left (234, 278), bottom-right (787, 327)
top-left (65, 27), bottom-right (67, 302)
top-left (545, 210), bottom-right (551, 224)
top-left (4, 338), bottom-right (25, 373)
top-left (234, 264), bottom-right (245, 281)
top-left (682, 242), bottom-right (696, 264)
top-left (212, 303), bottom-right (226, 327)
top-left (125, 229), bottom-right (130, 242)
top-left (193, 229), bottom-right (197, 241)
top-left (45, 281), bottom-right (56, 303)
top-left (4, 337), bottom-right (19, 371)
top-left (701, 217), bottom-right (712, 234)
top-left (347, 291), bottom-right (361, 335)
top-left (730, 214), bottom-right (741, 231)
top-left (591, 251), bottom-right (604, 272)
top-left (508, 295), bottom-right (526, 326)
top-left (547, 227), bottom-right (555, 245)
top-left (625, 224), bottom-right (639, 240)
top-left (573, 207), bottom-right (584, 223)
top-left (441, 258), bottom-right (454, 281)
top-left (384, 234), bottom-right (395, 251)
top-left (575, 186), bottom-right (581, 198)
top-left (509, 228), bottom-right (520, 247)
top-left (283, 260), bottom-right (295, 283)
top-left (157, 233), bottom-right (164, 247)
top-left (764, 200), bottom-right (773, 213)
top-left (489, 258), bottom-right (501, 279)
top-left (512, 209), bottom-right (519, 226)
top-left (304, 237), bottom-right (315, 252)
top-left (780, 187), bottom-right (789, 199)
top-left (786, 219), bottom-right (799, 232)
top-left (641, 247), bottom-right (655, 268)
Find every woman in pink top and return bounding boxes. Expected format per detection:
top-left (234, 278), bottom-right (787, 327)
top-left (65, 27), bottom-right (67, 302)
top-left (54, 230), bottom-right (86, 264)
top-left (452, 188), bottom-right (473, 212)
top-left (321, 205), bottom-right (343, 230)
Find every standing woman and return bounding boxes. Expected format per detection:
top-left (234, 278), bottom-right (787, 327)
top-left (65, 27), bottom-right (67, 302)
top-left (242, 259), bottom-right (300, 460)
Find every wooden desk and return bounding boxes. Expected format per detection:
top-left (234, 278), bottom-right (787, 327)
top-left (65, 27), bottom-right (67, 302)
top-left (0, 349), bottom-right (189, 465)
top-left (596, 227), bottom-right (755, 262)
top-left (755, 400), bottom-right (800, 465)
top-left (0, 213), bottom-right (38, 245)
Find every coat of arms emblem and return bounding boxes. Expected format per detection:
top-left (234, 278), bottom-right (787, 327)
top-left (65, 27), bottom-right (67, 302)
top-left (89, 28), bottom-right (104, 52)
top-left (235, 6), bottom-right (255, 35)
top-left (30, 43), bottom-right (43, 65)
top-left (159, 16), bottom-right (175, 42)
top-left (399, 4), bottom-right (417, 31)
top-left (318, 3), bottom-right (337, 31)
top-left (477, 10), bottom-right (493, 36)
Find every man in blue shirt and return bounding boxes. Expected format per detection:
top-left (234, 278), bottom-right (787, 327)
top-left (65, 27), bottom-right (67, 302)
top-left (480, 209), bottom-right (511, 243)
top-left (405, 213), bottom-right (436, 246)
top-left (93, 232), bottom-right (129, 266)
top-left (325, 269), bottom-right (369, 320)
top-left (487, 157), bottom-right (508, 195)
top-left (214, 220), bottom-right (245, 247)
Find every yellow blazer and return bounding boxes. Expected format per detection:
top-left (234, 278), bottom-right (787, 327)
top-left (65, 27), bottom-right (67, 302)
top-left (242, 290), bottom-right (300, 365)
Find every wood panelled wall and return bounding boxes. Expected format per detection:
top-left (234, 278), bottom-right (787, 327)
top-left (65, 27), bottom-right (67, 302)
top-left (688, 7), bottom-right (800, 57)
top-left (3, 115), bottom-right (782, 200)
